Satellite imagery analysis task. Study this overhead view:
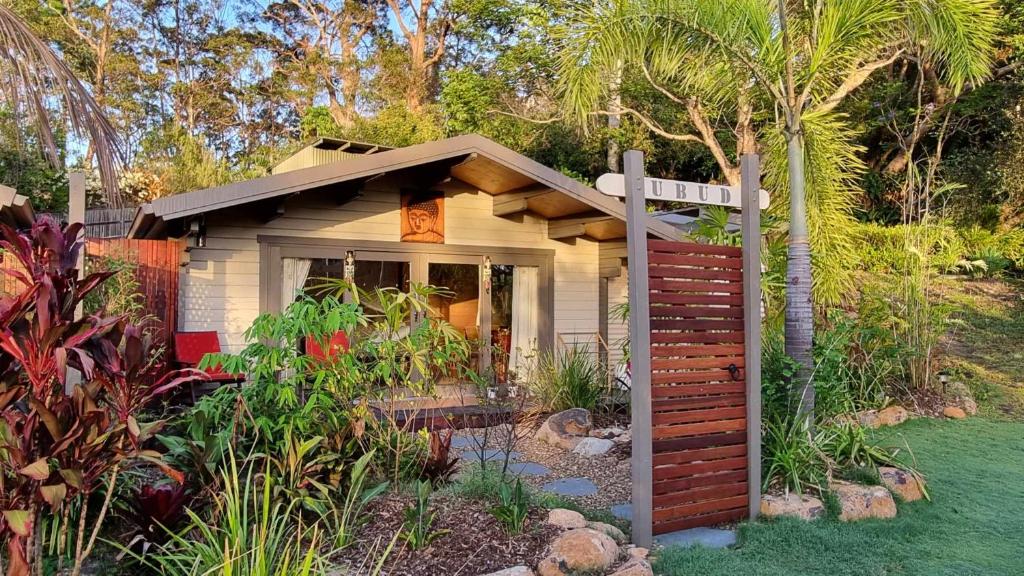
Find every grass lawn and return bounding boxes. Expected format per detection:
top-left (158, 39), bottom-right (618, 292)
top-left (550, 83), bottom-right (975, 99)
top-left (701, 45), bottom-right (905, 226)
top-left (655, 417), bottom-right (1024, 576)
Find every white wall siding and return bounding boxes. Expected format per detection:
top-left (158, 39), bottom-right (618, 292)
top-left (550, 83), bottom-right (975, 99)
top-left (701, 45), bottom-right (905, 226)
top-left (180, 185), bottom-right (603, 353)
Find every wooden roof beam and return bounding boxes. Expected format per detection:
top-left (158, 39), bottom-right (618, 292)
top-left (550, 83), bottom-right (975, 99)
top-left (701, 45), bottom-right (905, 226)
top-left (547, 213), bottom-right (615, 240)
top-left (492, 185), bottom-right (553, 217)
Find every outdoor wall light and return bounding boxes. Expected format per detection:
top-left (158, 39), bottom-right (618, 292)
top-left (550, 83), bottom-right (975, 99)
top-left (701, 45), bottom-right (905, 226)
top-left (482, 256), bottom-right (492, 293)
top-left (188, 219), bottom-right (206, 249)
top-left (344, 250), bottom-right (356, 281)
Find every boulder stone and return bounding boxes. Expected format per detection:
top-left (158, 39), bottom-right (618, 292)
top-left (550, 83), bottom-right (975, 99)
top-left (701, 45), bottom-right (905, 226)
top-left (943, 406), bottom-right (967, 420)
top-left (609, 558), bottom-right (654, 576)
top-left (879, 467), bottom-right (925, 502)
top-left (542, 528), bottom-right (619, 573)
top-left (535, 557), bottom-right (565, 576)
top-left (832, 481), bottom-right (897, 521)
top-left (546, 508), bottom-right (586, 530)
top-left (759, 492), bottom-right (825, 521)
top-left (586, 521), bottom-right (627, 544)
top-left (536, 409), bottom-right (593, 450)
top-left (572, 437), bottom-right (615, 457)
top-left (626, 546), bottom-right (649, 560)
top-left (858, 405), bottom-right (909, 429)
top-left (480, 568), bottom-right (534, 576)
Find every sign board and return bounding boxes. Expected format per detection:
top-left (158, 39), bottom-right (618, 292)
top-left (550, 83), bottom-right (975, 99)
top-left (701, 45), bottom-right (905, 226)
top-left (596, 173), bottom-right (770, 209)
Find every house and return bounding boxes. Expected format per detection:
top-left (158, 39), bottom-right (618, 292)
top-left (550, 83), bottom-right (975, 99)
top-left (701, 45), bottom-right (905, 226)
top-left (125, 134), bottom-right (679, 380)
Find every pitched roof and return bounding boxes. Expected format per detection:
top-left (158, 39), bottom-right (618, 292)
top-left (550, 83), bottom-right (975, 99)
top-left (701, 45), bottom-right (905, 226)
top-left (128, 134), bottom-right (678, 241)
top-left (0, 185), bottom-right (34, 229)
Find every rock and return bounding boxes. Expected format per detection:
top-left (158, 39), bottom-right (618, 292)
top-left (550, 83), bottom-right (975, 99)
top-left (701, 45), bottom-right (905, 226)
top-left (609, 558), bottom-right (654, 576)
top-left (943, 406), bottom-right (967, 419)
top-left (858, 405), bottom-right (909, 429)
top-left (480, 567), bottom-right (534, 576)
top-left (831, 481), bottom-right (897, 521)
top-left (542, 528), bottom-right (619, 574)
top-left (536, 557), bottom-right (565, 576)
top-left (572, 437), bottom-right (615, 457)
top-left (585, 521), bottom-right (626, 544)
top-left (879, 467), bottom-right (925, 502)
top-left (546, 508), bottom-right (586, 530)
top-left (591, 426), bottom-right (626, 439)
top-left (626, 546), bottom-right (649, 560)
top-left (759, 492), bottom-right (825, 521)
top-left (536, 409), bottom-right (592, 450)
top-left (614, 429), bottom-right (632, 444)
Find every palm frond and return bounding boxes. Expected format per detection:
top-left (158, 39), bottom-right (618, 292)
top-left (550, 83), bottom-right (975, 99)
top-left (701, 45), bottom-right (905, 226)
top-left (905, 0), bottom-right (999, 92)
top-left (0, 5), bottom-right (123, 205)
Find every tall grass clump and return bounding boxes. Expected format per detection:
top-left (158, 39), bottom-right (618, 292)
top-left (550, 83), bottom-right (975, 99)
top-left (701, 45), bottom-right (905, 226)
top-left (531, 347), bottom-right (605, 411)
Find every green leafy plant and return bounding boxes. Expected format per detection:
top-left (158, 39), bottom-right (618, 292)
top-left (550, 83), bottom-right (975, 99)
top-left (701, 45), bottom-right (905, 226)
top-left (327, 450), bottom-right (388, 549)
top-left (400, 480), bottom-right (448, 550)
top-left (130, 451), bottom-right (325, 576)
top-left (761, 415), bottom-right (826, 494)
top-left (533, 347), bottom-right (605, 412)
top-left (488, 479), bottom-right (529, 535)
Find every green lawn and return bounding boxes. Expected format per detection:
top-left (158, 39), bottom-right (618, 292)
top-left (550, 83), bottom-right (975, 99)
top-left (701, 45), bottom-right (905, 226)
top-left (655, 417), bottom-right (1024, 576)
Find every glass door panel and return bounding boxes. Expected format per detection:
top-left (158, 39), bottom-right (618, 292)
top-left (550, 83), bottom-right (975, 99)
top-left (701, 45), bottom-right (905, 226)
top-left (426, 261), bottom-right (482, 377)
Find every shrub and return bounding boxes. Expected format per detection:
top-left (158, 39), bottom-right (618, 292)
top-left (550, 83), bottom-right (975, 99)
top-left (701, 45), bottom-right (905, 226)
top-left (761, 416), bottom-right (826, 494)
top-left (532, 347), bottom-right (605, 412)
top-left (489, 479), bottom-right (530, 535)
top-left (0, 219), bottom-right (203, 576)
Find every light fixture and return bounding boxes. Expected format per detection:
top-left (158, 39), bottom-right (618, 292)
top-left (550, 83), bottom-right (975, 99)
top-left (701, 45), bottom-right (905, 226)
top-left (188, 219), bottom-right (206, 249)
top-left (344, 250), bottom-right (356, 281)
top-left (482, 256), bottom-right (492, 293)
top-left (938, 370), bottom-right (950, 393)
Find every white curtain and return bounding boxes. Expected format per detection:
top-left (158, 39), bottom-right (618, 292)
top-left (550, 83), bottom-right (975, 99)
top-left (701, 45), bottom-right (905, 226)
top-left (509, 266), bottom-right (539, 379)
top-left (281, 257), bottom-right (313, 310)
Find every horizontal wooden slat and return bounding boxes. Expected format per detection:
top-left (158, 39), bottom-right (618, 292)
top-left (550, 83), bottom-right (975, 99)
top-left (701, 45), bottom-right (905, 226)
top-left (652, 406), bottom-right (747, 427)
top-left (652, 495), bottom-right (749, 522)
top-left (647, 251), bottom-right (743, 269)
top-left (653, 394), bottom-right (746, 413)
top-left (654, 484), bottom-right (749, 510)
top-left (653, 469), bottom-right (748, 495)
top-left (649, 265), bottom-right (743, 281)
top-left (653, 457), bottom-right (748, 481)
top-left (653, 444), bottom-right (748, 466)
top-left (649, 278), bottom-right (744, 294)
top-left (652, 418), bottom-right (746, 439)
top-left (651, 381), bottom-right (745, 395)
top-left (646, 292), bottom-right (744, 306)
top-left (652, 356), bottom-right (745, 371)
top-left (651, 344), bottom-right (745, 357)
top-left (648, 240), bottom-right (741, 257)
top-left (650, 319), bottom-right (745, 331)
top-left (653, 432), bottom-right (747, 454)
top-left (650, 305), bottom-right (744, 319)
top-left (653, 506), bottom-right (748, 533)
top-left (650, 331), bottom-right (745, 345)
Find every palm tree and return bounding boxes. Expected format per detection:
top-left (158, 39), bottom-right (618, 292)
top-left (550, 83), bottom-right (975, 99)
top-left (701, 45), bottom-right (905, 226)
top-left (555, 0), bottom-right (998, 422)
top-left (0, 4), bottom-right (123, 204)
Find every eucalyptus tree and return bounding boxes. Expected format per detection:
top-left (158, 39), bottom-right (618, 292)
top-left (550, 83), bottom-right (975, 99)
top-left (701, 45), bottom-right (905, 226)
top-left (0, 4), bottom-right (123, 203)
top-left (556, 0), bottom-right (998, 421)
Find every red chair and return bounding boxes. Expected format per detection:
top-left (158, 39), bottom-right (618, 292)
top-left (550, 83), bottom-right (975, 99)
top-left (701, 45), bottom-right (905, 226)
top-left (173, 331), bottom-right (245, 401)
top-left (304, 331), bottom-right (350, 362)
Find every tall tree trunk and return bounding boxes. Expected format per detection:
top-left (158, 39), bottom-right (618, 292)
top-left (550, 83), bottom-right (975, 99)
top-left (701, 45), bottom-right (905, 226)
top-left (784, 130), bottom-right (815, 424)
top-left (606, 61), bottom-right (622, 172)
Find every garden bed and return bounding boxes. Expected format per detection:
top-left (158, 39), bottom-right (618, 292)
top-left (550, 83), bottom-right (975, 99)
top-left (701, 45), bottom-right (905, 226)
top-left (334, 492), bottom-right (558, 575)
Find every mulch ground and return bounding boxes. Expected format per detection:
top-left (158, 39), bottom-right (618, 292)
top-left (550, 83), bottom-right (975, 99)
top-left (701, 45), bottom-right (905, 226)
top-left (333, 492), bottom-right (558, 576)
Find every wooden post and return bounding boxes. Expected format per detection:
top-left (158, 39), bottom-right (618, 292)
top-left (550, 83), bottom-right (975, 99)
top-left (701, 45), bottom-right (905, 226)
top-left (67, 172), bottom-right (86, 393)
top-left (625, 150), bottom-right (653, 547)
top-left (740, 154), bottom-right (762, 519)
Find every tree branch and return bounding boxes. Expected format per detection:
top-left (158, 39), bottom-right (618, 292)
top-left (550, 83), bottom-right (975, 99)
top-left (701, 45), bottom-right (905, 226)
top-left (810, 51), bottom-right (904, 115)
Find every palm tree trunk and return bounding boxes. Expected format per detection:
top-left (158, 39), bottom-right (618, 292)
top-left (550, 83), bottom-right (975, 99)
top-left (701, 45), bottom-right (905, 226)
top-left (784, 130), bottom-right (815, 425)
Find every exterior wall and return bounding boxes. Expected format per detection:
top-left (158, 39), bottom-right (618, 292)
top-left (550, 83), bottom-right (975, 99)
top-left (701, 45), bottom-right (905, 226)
top-left (179, 181), bottom-right (602, 353)
top-left (607, 264), bottom-right (630, 369)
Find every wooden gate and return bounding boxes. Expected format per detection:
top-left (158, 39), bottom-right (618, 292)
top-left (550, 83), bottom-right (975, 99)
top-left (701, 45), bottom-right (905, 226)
top-left (621, 151), bottom-right (761, 546)
top-left (646, 239), bottom-right (749, 534)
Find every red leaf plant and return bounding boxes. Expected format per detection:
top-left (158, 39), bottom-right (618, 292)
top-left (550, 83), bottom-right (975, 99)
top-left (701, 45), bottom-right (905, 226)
top-left (0, 218), bottom-right (205, 576)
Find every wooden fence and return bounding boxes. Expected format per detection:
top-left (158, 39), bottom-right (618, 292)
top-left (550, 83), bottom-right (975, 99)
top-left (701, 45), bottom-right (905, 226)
top-left (646, 239), bottom-right (750, 535)
top-left (1, 238), bottom-right (180, 335)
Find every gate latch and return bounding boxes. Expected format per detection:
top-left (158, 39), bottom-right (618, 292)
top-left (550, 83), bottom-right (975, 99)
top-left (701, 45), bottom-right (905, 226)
top-left (726, 363), bottom-right (742, 381)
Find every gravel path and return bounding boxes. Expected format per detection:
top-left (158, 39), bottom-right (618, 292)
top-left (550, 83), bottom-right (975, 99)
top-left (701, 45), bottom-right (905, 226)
top-left (452, 423), bottom-right (632, 511)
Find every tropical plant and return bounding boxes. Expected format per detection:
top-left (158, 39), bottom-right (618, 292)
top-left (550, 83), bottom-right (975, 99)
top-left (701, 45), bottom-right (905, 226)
top-left (488, 479), bottom-right (530, 535)
top-left (326, 450), bottom-right (388, 549)
top-left (0, 219), bottom-right (202, 576)
top-left (123, 483), bottom-right (191, 552)
top-left (761, 415), bottom-right (827, 494)
top-left (555, 0), bottom-right (1000, 424)
top-left (400, 480), bottom-right (448, 550)
top-left (533, 347), bottom-right (605, 412)
top-left (419, 430), bottom-right (460, 485)
top-left (131, 451), bottom-right (325, 576)
top-left (0, 4), bottom-right (123, 201)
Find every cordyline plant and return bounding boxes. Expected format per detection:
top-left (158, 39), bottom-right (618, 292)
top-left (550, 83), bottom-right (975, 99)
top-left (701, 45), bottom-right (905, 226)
top-left (0, 218), bottom-right (203, 576)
